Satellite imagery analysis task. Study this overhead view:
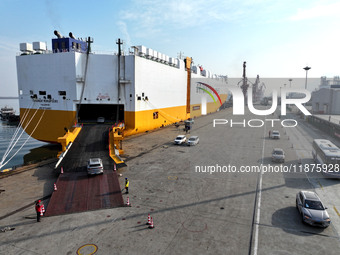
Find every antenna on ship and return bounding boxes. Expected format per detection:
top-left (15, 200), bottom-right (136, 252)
top-left (177, 51), bottom-right (184, 60)
top-left (116, 38), bottom-right (123, 56)
top-left (116, 38), bottom-right (124, 123)
top-left (86, 36), bottom-right (93, 54)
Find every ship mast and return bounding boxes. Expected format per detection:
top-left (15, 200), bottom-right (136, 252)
top-left (116, 38), bottom-right (123, 123)
top-left (76, 36), bottom-right (93, 124)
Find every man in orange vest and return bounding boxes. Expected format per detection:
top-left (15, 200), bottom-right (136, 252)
top-left (35, 200), bottom-right (42, 222)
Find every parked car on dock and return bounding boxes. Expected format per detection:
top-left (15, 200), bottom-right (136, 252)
top-left (271, 130), bottom-right (280, 139)
top-left (187, 136), bottom-right (199, 146)
top-left (174, 135), bottom-right (187, 145)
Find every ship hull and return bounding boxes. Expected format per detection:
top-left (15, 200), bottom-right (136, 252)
top-left (20, 108), bottom-right (76, 143)
top-left (16, 38), bottom-right (229, 144)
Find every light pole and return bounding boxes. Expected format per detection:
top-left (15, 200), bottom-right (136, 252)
top-left (288, 78), bottom-right (292, 88)
top-left (303, 66), bottom-right (311, 90)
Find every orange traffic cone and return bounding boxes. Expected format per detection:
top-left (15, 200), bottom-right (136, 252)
top-left (126, 196), bottom-right (130, 206)
top-left (54, 183), bottom-right (57, 191)
top-left (146, 213), bottom-right (151, 225)
top-left (148, 217), bottom-right (154, 229)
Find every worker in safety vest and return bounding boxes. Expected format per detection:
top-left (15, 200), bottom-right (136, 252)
top-left (35, 200), bottom-right (42, 222)
top-left (125, 178), bottom-right (129, 194)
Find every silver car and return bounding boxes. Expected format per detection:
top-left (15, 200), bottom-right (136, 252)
top-left (87, 158), bottom-right (104, 175)
top-left (271, 130), bottom-right (280, 139)
top-left (187, 136), bottom-right (199, 146)
top-left (296, 190), bottom-right (330, 227)
top-left (272, 148), bottom-right (285, 163)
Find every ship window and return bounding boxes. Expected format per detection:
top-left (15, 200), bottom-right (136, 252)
top-left (153, 112), bottom-right (159, 119)
top-left (137, 96), bottom-right (141, 100)
top-left (61, 41), bottom-right (66, 49)
top-left (58, 91), bottom-right (66, 96)
top-left (39, 91), bottom-right (46, 95)
top-left (47, 95), bottom-right (52, 99)
top-left (30, 90), bottom-right (34, 95)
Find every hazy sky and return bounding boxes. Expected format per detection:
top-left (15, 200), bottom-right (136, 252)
top-left (0, 0), bottom-right (339, 96)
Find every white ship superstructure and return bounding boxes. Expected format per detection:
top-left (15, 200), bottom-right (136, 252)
top-left (16, 31), bottom-right (228, 143)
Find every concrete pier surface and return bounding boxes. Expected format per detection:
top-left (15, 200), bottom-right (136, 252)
top-left (1, 107), bottom-right (340, 254)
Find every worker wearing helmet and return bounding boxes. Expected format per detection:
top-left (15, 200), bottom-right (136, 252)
top-left (125, 178), bottom-right (129, 194)
top-left (35, 200), bottom-right (42, 222)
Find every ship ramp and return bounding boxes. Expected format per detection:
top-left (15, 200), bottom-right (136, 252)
top-left (45, 124), bottom-right (124, 216)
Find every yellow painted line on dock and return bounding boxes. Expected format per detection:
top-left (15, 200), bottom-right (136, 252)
top-left (317, 180), bottom-right (323, 190)
top-left (168, 176), bottom-right (178, 180)
top-left (333, 206), bottom-right (340, 217)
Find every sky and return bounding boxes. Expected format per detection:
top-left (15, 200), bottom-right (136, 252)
top-left (0, 0), bottom-right (339, 96)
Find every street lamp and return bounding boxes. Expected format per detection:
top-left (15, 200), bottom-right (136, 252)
top-left (288, 78), bottom-right (292, 88)
top-left (303, 66), bottom-right (311, 89)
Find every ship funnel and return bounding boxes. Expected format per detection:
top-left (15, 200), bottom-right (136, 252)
top-left (69, 32), bottom-right (76, 39)
top-left (54, 30), bottom-right (63, 38)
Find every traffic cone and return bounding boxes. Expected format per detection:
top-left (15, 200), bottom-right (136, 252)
top-left (126, 196), bottom-right (130, 206)
top-left (40, 204), bottom-right (45, 216)
top-left (54, 183), bottom-right (57, 191)
top-left (61, 167), bottom-right (64, 174)
top-left (148, 217), bottom-right (154, 229)
top-left (146, 213), bottom-right (151, 225)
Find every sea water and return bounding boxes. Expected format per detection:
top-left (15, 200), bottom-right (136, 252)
top-left (0, 98), bottom-right (59, 170)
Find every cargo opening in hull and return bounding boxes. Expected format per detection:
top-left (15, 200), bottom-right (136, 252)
top-left (77, 104), bottom-right (124, 123)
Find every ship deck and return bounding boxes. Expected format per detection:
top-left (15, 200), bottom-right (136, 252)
top-left (45, 124), bottom-right (124, 216)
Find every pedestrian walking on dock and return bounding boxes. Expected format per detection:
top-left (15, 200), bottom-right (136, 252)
top-left (35, 200), bottom-right (42, 222)
top-left (125, 178), bottom-right (129, 194)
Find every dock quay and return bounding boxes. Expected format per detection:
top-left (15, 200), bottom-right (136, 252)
top-left (2, 107), bottom-right (340, 254)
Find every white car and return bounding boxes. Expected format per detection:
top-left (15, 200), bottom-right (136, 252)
top-left (272, 148), bottom-right (285, 163)
top-left (97, 117), bottom-right (105, 123)
top-left (187, 136), bottom-right (199, 146)
top-left (174, 135), bottom-right (187, 145)
top-left (87, 158), bottom-right (104, 175)
top-left (271, 130), bottom-right (280, 139)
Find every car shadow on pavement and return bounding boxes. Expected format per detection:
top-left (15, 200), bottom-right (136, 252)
top-left (271, 206), bottom-right (330, 236)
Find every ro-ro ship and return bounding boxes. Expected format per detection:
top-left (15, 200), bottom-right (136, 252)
top-left (16, 31), bottom-right (228, 144)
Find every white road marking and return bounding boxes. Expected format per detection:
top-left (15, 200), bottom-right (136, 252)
top-left (253, 118), bottom-right (266, 255)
